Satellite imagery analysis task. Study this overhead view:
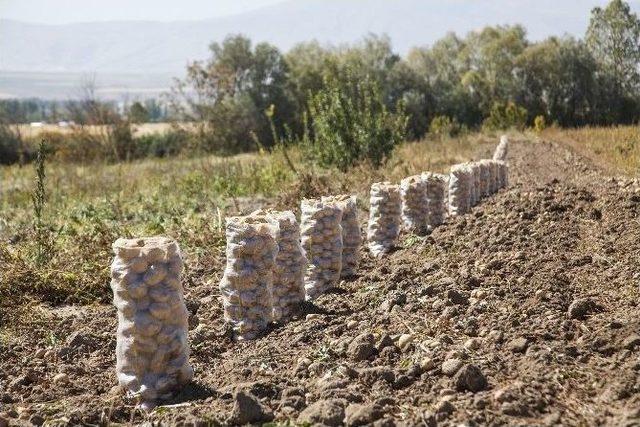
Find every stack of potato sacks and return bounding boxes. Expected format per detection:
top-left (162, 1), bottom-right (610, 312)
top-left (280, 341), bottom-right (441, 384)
top-left (447, 136), bottom-right (510, 216)
top-left (300, 198), bottom-right (344, 300)
top-left (400, 175), bottom-right (429, 235)
top-left (110, 237), bottom-right (193, 409)
top-left (422, 172), bottom-right (448, 231)
top-left (218, 216), bottom-right (279, 341)
top-left (367, 182), bottom-right (402, 257)
top-left (322, 195), bottom-right (361, 278)
top-left (252, 209), bottom-right (307, 322)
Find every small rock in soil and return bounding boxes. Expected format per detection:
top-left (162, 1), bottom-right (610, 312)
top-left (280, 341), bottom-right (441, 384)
top-left (454, 364), bottom-right (488, 392)
top-left (441, 358), bottom-right (464, 376)
top-left (622, 334), bottom-right (640, 350)
top-left (344, 403), bottom-right (383, 426)
top-left (435, 400), bottom-right (456, 415)
top-left (567, 298), bottom-right (598, 320)
top-left (298, 399), bottom-right (346, 427)
top-left (508, 337), bottom-right (529, 353)
top-left (29, 414), bottom-right (45, 426)
top-left (376, 334), bottom-right (394, 351)
top-left (398, 334), bottom-right (414, 351)
top-left (420, 358), bottom-right (436, 371)
top-left (358, 367), bottom-right (395, 385)
top-left (228, 390), bottom-right (274, 425)
top-left (446, 289), bottom-right (469, 305)
top-left (348, 333), bottom-right (376, 361)
top-left (52, 373), bottom-right (69, 384)
top-left (464, 338), bottom-right (481, 350)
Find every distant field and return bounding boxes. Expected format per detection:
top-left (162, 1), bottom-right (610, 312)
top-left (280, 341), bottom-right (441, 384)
top-left (0, 71), bottom-right (174, 101)
top-left (13, 122), bottom-right (178, 138)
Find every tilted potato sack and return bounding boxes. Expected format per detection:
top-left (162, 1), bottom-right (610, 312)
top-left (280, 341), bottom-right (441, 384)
top-left (300, 198), bottom-right (343, 300)
top-left (493, 135), bottom-right (509, 161)
top-left (111, 237), bottom-right (193, 409)
top-left (496, 160), bottom-right (509, 189)
top-left (219, 216), bottom-right (278, 340)
top-left (400, 174), bottom-right (429, 235)
top-left (367, 182), bottom-right (401, 257)
top-left (322, 195), bottom-right (361, 278)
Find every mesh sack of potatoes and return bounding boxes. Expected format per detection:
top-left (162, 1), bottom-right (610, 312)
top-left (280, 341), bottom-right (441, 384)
top-left (488, 160), bottom-right (500, 194)
top-left (111, 236), bottom-right (194, 409)
top-left (300, 198), bottom-right (343, 300)
top-left (478, 160), bottom-right (493, 198)
top-left (471, 162), bottom-right (483, 206)
top-left (493, 135), bottom-right (509, 161)
top-left (249, 209), bottom-right (306, 322)
top-left (219, 215), bottom-right (278, 341)
top-left (367, 182), bottom-right (402, 257)
top-left (421, 172), bottom-right (448, 231)
top-left (322, 195), bottom-right (361, 278)
top-left (400, 174), bottom-right (430, 235)
top-left (495, 160), bottom-right (509, 189)
top-left (463, 163), bottom-right (478, 207)
top-left (448, 164), bottom-right (472, 216)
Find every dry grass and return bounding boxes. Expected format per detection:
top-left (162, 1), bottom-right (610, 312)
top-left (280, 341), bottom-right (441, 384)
top-left (541, 125), bottom-right (640, 175)
top-left (0, 133), bottom-right (488, 306)
top-left (1, 125), bottom-right (633, 307)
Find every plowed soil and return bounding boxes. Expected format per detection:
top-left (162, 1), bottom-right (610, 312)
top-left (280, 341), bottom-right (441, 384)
top-left (2, 138), bottom-right (640, 426)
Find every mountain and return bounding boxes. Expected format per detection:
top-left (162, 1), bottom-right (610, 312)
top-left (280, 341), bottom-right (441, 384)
top-left (1, 0), bottom-right (638, 98)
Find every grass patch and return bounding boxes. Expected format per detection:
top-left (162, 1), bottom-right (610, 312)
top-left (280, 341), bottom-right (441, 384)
top-left (0, 133), bottom-right (486, 306)
top-left (542, 125), bottom-right (640, 175)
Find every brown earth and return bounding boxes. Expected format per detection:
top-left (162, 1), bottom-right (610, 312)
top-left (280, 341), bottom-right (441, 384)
top-left (2, 137), bottom-right (640, 426)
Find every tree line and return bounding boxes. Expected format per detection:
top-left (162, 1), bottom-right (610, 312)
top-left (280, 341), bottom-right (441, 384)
top-left (170, 0), bottom-right (640, 153)
top-left (1, 0), bottom-right (639, 167)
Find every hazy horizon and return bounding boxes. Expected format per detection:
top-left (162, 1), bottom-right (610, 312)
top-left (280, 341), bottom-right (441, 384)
top-left (0, 0), bottom-right (286, 24)
top-left (2, 0), bottom-right (639, 100)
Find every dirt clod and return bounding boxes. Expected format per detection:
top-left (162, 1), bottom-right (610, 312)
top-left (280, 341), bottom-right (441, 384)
top-left (347, 333), bottom-right (376, 361)
top-left (344, 403), bottom-right (384, 426)
top-left (298, 399), bottom-right (346, 427)
top-left (454, 364), bottom-right (488, 392)
top-left (568, 298), bottom-right (598, 320)
top-left (441, 358), bottom-right (464, 376)
top-left (228, 390), bottom-right (274, 425)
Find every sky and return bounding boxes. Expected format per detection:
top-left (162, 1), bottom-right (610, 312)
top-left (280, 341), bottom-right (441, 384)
top-left (0, 0), bottom-right (286, 24)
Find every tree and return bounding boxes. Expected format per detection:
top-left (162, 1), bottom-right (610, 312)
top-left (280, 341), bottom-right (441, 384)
top-left (171, 34), bottom-right (295, 152)
top-left (514, 37), bottom-right (599, 126)
top-left (586, 0), bottom-right (640, 93)
top-left (128, 101), bottom-right (149, 123)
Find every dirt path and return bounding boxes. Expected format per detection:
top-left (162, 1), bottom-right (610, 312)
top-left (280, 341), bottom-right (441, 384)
top-left (2, 138), bottom-right (640, 426)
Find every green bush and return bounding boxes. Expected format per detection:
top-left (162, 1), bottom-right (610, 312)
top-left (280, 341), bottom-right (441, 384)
top-left (534, 115), bottom-right (547, 132)
top-left (303, 75), bottom-right (408, 171)
top-left (482, 101), bottom-right (528, 131)
top-left (136, 130), bottom-right (189, 158)
top-left (429, 115), bottom-right (461, 139)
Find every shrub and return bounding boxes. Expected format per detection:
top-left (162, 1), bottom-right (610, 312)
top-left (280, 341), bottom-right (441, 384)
top-left (482, 101), bottom-right (528, 131)
top-left (136, 130), bottom-right (190, 158)
top-left (534, 115), bottom-right (547, 132)
top-left (429, 115), bottom-right (461, 139)
top-left (303, 75), bottom-right (408, 171)
top-left (0, 124), bottom-right (24, 165)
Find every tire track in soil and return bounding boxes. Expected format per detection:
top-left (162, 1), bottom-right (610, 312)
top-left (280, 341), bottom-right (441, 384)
top-left (2, 138), bottom-right (640, 426)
